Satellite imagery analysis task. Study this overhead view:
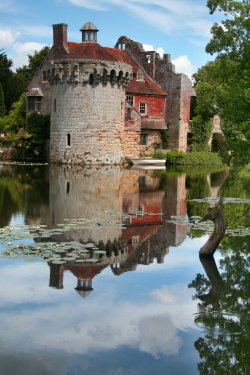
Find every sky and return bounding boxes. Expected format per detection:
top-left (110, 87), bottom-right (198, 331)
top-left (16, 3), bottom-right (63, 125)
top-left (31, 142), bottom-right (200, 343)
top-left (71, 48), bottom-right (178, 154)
top-left (0, 0), bottom-right (222, 78)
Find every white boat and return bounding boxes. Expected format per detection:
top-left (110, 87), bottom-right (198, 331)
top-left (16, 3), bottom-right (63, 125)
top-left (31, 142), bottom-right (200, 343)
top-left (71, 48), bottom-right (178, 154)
top-left (126, 158), bottom-right (166, 167)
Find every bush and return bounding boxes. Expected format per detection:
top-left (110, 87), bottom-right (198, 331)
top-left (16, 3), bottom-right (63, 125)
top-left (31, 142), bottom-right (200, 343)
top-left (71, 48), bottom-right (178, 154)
top-left (151, 150), bottom-right (224, 166)
top-left (26, 112), bottom-right (50, 139)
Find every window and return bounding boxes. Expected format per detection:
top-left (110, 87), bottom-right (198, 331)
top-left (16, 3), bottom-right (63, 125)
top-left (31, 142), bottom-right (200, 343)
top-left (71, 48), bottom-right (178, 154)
top-left (27, 96), bottom-right (42, 112)
top-left (42, 71), bottom-right (47, 81)
top-left (146, 54), bottom-right (151, 63)
top-left (54, 98), bottom-right (56, 112)
top-left (89, 74), bottom-right (94, 85)
top-left (137, 73), bottom-right (144, 80)
top-left (118, 43), bottom-right (125, 49)
top-left (126, 107), bottom-right (132, 120)
top-left (67, 133), bottom-right (71, 146)
top-left (126, 96), bottom-right (134, 106)
top-left (140, 134), bottom-right (148, 145)
top-left (139, 102), bottom-right (146, 115)
top-left (66, 181), bottom-right (70, 194)
top-left (136, 205), bottom-right (144, 217)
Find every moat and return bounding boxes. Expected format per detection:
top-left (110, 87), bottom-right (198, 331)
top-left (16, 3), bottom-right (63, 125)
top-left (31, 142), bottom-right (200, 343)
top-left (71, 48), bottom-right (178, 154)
top-left (0, 164), bottom-right (249, 375)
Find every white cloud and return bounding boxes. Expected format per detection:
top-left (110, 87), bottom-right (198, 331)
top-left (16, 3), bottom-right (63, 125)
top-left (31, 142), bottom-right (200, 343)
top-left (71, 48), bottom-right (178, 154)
top-left (0, 28), bottom-right (19, 48)
top-left (68, 0), bottom-right (108, 10)
top-left (172, 55), bottom-right (195, 78)
top-left (0, 0), bottom-right (16, 12)
top-left (11, 42), bottom-right (47, 70)
top-left (66, 0), bottom-right (212, 39)
top-left (143, 43), bottom-right (164, 58)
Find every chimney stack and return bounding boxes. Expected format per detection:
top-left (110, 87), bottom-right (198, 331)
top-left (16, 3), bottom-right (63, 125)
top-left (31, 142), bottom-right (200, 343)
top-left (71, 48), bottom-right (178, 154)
top-left (53, 23), bottom-right (68, 49)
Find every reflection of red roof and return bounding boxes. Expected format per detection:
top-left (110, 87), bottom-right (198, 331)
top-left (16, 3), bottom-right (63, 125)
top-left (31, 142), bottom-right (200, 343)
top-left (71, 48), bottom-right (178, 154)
top-left (64, 263), bottom-right (108, 280)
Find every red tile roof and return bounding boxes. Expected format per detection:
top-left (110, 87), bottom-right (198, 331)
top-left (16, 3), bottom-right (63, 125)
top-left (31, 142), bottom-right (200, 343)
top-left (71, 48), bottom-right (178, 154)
top-left (67, 42), bottom-right (79, 51)
top-left (61, 42), bottom-right (165, 96)
top-left (105, 47), bottom-right (165, 96)
top-left (67, 42), bottom-right (118, 61)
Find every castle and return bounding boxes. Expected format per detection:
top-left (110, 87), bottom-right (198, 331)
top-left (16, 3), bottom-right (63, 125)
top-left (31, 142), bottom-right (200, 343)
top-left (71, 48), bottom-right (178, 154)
top-left (27, 22), bottom-right (195, 165)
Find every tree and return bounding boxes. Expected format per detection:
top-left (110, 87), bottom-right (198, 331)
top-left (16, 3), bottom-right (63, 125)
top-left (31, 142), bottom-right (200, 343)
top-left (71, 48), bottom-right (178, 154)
top-left (0, 94), bottom-right (26, 132)
top-left (0, 49), bottom-right (14, 112)
top-left (191, 1), bottom-right (250, 163)
top-left (0, 82), bottom-right (6, 116)
top-left (17, 46), bottom-right (50, 82)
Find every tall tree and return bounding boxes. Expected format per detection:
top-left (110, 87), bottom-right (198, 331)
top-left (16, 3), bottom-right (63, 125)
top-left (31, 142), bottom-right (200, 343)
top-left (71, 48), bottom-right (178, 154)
top-left (0, 82), bottom-right (6, 116)
top-left (192, 1), bottom-right (250, 162)
top-left (0, 49), bottom-right (14, 112)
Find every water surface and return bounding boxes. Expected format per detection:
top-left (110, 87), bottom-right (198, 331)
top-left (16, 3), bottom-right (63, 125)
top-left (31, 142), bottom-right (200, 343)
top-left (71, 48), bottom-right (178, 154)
top-left (0, 164), bottom-right (249, 375)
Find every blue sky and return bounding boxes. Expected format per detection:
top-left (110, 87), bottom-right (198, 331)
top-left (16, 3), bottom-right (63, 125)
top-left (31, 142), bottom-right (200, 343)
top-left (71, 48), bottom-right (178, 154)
top-left (0, 0), bottom-right (222, 77)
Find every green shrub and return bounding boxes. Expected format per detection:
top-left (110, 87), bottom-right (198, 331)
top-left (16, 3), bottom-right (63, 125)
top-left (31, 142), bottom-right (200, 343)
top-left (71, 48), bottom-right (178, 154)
top-left (151, 150), bottom-right (224, 166)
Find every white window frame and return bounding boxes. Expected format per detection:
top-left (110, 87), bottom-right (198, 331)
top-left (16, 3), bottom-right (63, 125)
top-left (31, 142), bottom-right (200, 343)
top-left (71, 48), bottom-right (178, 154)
top-left (139, 102), bottom-right (147, 115)
top-left (126, 95), bottom-right (134, 106)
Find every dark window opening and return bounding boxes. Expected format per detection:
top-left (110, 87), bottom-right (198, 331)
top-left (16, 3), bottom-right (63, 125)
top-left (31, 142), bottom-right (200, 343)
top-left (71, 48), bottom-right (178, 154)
top-left (66, 181), bottom-right (70, 194)
top-left (89, 74), bottom-right (94, 85)
top-left (126, 107), bottom-right (132, 120)
top-left (67, 133), bottom-right (71, 146)
top-left (27, 96), bottom-right (42, 112)
top-left (42, 71), bottom-right (47, 81)
top-left (140, 134), bottom-right (148, 145)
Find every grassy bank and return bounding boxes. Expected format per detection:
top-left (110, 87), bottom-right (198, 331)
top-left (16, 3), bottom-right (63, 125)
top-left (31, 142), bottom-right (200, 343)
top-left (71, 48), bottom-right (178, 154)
top-left (151, 150), bottom-right (224, 166)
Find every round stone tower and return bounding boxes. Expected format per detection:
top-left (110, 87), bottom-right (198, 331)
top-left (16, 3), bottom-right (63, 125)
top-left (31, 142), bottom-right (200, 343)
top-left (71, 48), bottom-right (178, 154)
top-left (48, 23), bottom-right (132, 165)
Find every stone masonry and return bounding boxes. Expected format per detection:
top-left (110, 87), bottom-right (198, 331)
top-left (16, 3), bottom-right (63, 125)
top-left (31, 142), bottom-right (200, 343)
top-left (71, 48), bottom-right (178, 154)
top-left (48, 60), bottom-right (132, 165)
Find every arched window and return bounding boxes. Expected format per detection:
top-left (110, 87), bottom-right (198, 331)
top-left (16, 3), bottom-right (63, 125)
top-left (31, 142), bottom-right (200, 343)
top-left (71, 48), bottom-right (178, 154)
top-left (67, 133), bottom-right (71, 146)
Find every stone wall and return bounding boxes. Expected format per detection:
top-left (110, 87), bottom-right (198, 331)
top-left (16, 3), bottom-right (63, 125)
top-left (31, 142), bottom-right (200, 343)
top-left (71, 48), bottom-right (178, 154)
top-left (49, 165), bottom-right (124, 244)
top-left (155, 56), bottom-right (195, 152)
top-left (140, 130), bottom-right (161, 155)
top-left (122, 129), bottom-right (140, 158)
top-left (48, 60), bottom-right (133, 165)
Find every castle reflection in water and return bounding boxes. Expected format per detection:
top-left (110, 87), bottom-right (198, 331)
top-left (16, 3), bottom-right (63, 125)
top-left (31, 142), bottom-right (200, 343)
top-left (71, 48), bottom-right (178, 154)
top-left (22, 165), bottom-right (227, 297)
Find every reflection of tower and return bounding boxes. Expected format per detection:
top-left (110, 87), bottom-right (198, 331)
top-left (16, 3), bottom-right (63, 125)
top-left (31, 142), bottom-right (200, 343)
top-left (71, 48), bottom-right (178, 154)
top-left (49, 165), bottom-right (123, 244)
top-left (48, 262), bottom-right (108, 297)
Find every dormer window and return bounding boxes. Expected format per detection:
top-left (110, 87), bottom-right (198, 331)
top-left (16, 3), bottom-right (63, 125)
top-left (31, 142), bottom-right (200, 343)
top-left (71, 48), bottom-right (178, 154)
top-left (137, 73), bottom-right (144, 81)
top-left (146, 54), bottom-right (151, 63)
top-left (118, 43), bottom-right (125, 49)
top-left (80, 22), bottom-right (98, 42)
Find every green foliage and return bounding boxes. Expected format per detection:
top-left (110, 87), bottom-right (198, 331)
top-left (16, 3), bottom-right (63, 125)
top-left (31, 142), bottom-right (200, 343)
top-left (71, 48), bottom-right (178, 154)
top-left (0, 82), bottom-right (6, 116)
top-left (152, 150), bottom-right (224, 166)
top-left (160, 129), bottom-right (169, 149)
top-left (18, 46), bottom-right (50, 82)
top-left (0, 94), bottom-right (26, 132)
top-left (192, 1), bottom-right (250, 164)
top-left (26, 112), bottom-right (50, 139)
top-left (189, 116), bottom-right (212, 151)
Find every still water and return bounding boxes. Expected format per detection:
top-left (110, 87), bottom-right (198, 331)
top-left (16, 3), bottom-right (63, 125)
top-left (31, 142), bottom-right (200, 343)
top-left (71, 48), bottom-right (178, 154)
top-left (0, 164), bottom-right (249, 375)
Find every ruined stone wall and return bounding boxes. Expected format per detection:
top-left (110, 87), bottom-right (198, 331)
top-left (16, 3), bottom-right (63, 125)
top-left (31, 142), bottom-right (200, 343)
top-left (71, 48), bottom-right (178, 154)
top-left (155, 57), bottom-right (195, 152)
top-left (48, 60), bottom-right (132, 165)
top-left (26, 60), bottom-right (52, 117)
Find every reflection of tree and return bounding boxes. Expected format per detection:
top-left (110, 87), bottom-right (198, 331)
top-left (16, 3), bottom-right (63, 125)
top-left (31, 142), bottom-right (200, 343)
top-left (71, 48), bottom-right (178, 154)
top-left (189, 238), bottom-right (250, 374)
top-left (0, 166), bottom-right (49, 227)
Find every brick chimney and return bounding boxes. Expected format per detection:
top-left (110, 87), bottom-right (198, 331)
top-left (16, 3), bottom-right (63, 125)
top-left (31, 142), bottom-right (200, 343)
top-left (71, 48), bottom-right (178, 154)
top-left (53, 23), bottom-right (68, 49)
